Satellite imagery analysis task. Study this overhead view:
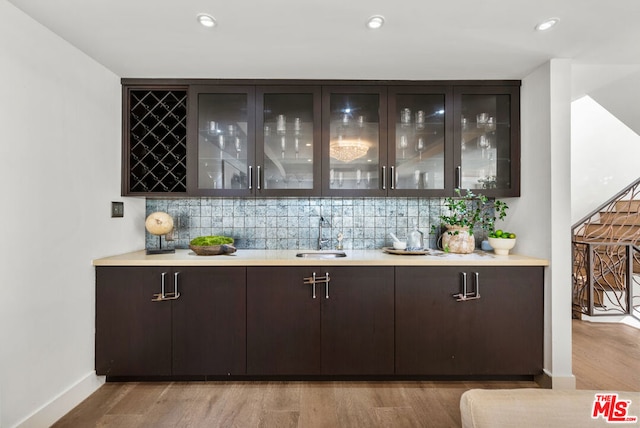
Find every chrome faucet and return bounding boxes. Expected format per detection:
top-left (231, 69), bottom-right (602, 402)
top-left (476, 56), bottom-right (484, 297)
top-left (318, 216), bottom-right (331, 250)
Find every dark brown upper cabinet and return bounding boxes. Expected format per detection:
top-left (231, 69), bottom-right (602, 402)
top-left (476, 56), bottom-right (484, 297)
top-left (121, 79), bottom-right (520, 198)
top-left (387, 86), bottom-right (453, 197)
top-left (453, 85), bottom-right (521, 198)
top-left (122, 85), bottom-right (188, 196)
top-left (187, 85), bottom-right (256, 197)
top-left (321, 86), bottom-right (388, 197)
top-left (256, 86), bottom-right (322, 196)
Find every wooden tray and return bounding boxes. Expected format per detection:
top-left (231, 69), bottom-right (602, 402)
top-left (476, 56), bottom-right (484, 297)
top-left (382, 247), bottom-right (429, 255)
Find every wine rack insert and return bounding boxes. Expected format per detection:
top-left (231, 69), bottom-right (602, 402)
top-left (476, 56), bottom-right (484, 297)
top-left (126, 88), bottom-right (188, 194)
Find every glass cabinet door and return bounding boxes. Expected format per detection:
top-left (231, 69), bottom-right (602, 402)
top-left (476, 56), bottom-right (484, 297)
top-left (388, 87), bottom-right (450, 196)
top-left (455, 86), bottom-right (520, 197)
top-left (188, 86), bottom-right (255, 196)
top-left (322, 87), bottom-right (387, 196)
top-left (256, 87), bottom-right (321, 196)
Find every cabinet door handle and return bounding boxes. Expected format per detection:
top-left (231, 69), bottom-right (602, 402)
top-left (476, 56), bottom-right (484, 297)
top-left (248, 165), bottom-right (253, 190)
top-left (382, 166), bottom-right (387, 190)
top-left (390, 166), bottom-right (395, 190)
top-left (325, 272), bottom-right (330, 299)
top-left (472, 272), bottom-right (480, 299)
top-left (456, 166), bottom-right (461, 189)
top-left (312, 272), bottom-right (317, 299)
top-left (152, 271), bottom-right (180, 302)
top-left (172, 272), bottom-right (181, 300)
top-left (161, 272), bottom-right (166, 299)
top-left (302, 273), bottom-right (318, 299)
top-left (152, 272), bottom-right (168, 302)
top-left (257, 166), bottom-right (262, 190)
top-left (453, 271), bottom-right (481, 302)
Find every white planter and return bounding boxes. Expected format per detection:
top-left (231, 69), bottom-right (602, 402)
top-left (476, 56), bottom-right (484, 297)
top-left (488, 237), bottom-right (516, 255)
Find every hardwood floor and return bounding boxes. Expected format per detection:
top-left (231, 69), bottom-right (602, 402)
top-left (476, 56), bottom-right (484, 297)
top-left (53, 320), bottom-right (640, 428)
top-left (572, 319), bottom-right (640, 391)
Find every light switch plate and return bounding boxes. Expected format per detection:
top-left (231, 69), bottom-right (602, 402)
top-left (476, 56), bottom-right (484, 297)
top-left (111, 201), bottom-right (124, 218)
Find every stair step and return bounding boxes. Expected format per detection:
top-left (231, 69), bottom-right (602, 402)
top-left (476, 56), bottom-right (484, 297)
top-left (582, 223), bottom-right (640, 241)
top-left (598, 211), bottom-right (640, 225)
top-left (614, 200), bottom-right (640, 213)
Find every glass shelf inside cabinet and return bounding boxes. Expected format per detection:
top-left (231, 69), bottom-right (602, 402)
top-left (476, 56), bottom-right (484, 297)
top-left (460, 94), bottom-right (511, 190)
top-left (328, 93), bottom-right (380, 190)
top-left (393, 94), bottom-right (446, 190)
top-left (197, 93), bottom-right (249, 190)
top-left (262, 93), bottom-right (314, 190)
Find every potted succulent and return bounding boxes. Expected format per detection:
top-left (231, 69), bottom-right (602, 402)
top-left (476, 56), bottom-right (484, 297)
top-left (434, 188), bottom-right (509, 253)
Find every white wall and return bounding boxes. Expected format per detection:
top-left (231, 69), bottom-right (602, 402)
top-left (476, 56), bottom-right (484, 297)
top-left (0, 1), bottom-right (145, 427)
top-left (571, 96), bottom-right (640, 223)
top-left (517, 59), bottom-right (575, 388)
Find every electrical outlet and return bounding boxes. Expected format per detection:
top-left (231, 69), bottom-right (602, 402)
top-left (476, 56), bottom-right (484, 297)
top-left (111, 201), bottom-right (124, 218)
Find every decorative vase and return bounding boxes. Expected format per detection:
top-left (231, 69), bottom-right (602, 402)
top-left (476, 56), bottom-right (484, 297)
top-left (441, 225), bottom-right (476, 254)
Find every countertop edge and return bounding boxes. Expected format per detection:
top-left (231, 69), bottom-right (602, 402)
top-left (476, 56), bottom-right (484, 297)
top-left (93, 249), bottom-right (550, 267)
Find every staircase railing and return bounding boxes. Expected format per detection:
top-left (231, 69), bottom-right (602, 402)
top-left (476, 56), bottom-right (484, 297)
top-left (572, 178), bottom-right (640, 320)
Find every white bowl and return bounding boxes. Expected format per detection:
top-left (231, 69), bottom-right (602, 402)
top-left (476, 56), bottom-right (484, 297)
top-left (393, 241), bottom-right (407, 250)
top-left (488, 237), bottom-right (516, 255)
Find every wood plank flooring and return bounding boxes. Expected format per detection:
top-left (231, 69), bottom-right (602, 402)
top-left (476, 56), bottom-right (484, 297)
top-left (53, 320), bottom-right (640, 428)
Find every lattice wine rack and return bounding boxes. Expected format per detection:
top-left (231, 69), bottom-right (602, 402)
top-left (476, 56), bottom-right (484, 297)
top-left (127, 89), bottom-right (188, 193)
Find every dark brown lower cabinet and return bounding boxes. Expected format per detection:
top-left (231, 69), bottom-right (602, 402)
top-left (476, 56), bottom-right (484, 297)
top-left (246, 266), bottom-right (394, 375)
top-left (95, 266), bottom-right (246, 377)
top-left (395, 266), bottom-right (543, 376)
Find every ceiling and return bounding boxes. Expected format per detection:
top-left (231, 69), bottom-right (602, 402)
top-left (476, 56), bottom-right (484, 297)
top-left (6, 0), bottom-right (640, 87)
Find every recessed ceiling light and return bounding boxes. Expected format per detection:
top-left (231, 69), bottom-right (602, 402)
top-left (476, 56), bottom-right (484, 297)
top-left (535, 18), bottom-right (559, 31)
top-left (197, 13), bottom-right (216, 28)
top-left (366, 15), bottom-right (385, 30)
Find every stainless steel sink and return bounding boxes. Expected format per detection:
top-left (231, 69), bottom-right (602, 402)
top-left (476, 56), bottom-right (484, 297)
top-left (295, 251), bottom-right (347, 258)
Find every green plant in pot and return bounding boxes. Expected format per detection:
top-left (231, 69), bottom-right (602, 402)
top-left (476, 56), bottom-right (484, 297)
top-left (434, 188), bottom-right (509, 253)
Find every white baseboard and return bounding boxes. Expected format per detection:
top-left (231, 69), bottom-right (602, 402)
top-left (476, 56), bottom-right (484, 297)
top-left (16, 372), bottom-right (104, 428)
top-left (536, 369), bottom-right (576, 390)
top-left (581, 313), bottom-right (640, 329)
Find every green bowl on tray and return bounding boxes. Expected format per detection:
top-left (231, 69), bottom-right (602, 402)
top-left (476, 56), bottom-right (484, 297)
top-left (189, 236), bottom-right (236, 256)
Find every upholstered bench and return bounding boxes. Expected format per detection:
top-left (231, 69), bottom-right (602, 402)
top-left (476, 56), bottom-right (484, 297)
top-left (460, 388), bottom-right (640, 427)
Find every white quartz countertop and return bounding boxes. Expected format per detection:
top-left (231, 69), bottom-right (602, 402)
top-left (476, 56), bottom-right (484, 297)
top-left (93, 249), bottom-right (549, 267)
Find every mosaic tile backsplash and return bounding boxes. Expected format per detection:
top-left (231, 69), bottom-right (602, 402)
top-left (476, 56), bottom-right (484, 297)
top-left (145, 197), bottom-right (488, 251)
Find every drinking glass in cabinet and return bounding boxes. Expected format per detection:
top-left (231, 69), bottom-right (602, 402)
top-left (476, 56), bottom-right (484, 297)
top-left (197, 93), bottom-right (249, 190)
top-left (392, 94), bottom-right (445, 190)
top-left (459, 94), bottom-right (511, 190)
top-left (261, 93), bottom-right (315, 189)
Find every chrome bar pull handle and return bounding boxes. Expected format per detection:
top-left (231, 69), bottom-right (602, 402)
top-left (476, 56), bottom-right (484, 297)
top-left (248, 165), bottom-right (253, 190)
top-left (382, 166), bottom-right (387, 190)
top-left (161, 272), bottom-right (166, 298)
top-left (173, 271), bottom-right (181, 299)
top-left (472, 272), bottom-right (480, 299)
top-left (152, 272), bottom-right (168, 301)
top-left (312, 272), bottom-right (317, 299)
top-left (461, 271), bottom-right (467, 298)
top-left (453, 271), bottom-right (481, 302)
top-left (456, 166), bottom-right (461, 189)
top-left (257, 166), bottom-right (262, 190)
top-left (390, 166), bottom-right (395, 190)
top-left (325, 272), bottom-right (330, 299)
top-left (453, 272), bottom-right (467, 301)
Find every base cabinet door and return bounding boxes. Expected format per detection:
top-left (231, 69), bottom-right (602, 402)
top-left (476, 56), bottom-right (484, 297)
top-left (96, 266), bottom-right (246, 377)
top-left (321, 266), bottom-right (394, 375)
top-left (246, 266), bottom-right (395, 375)
top-left (96, 267), bottom-right (172, 376)
top-left (395, 266), bottom-right (543, 375)
top-left (172, 267), bottom-right (246, 376)
top-left (247, 267), bottom-right (321, 375)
